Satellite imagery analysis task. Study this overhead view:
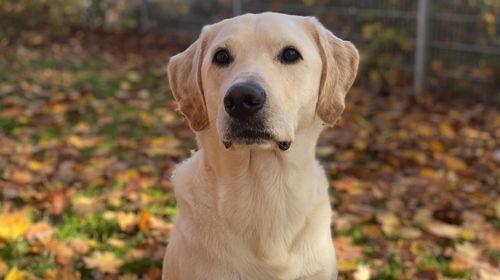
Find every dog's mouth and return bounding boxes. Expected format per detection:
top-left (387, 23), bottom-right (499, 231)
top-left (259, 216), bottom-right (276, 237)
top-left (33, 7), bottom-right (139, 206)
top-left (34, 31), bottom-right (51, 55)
top-left (222, 130), bottom-right (291, 151)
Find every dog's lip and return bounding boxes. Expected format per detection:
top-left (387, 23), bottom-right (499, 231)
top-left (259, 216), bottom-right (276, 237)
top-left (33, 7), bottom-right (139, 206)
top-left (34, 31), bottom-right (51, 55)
top-left (233, 129), bottom-right (273, 140)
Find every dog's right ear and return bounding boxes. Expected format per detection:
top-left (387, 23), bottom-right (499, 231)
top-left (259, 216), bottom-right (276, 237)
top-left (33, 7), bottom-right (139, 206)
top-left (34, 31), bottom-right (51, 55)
top-left (168, 28), bottom-right (210, 132)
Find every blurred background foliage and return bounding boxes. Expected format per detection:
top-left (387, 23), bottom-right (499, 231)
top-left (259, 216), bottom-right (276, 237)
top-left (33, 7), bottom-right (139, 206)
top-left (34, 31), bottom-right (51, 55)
top-left (1, 0), bottom-right (499, 103)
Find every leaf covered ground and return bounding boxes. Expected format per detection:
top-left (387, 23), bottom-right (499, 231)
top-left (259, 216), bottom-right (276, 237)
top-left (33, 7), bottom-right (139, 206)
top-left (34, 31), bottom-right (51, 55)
top-left (0, 39), bottom-right (500, 280)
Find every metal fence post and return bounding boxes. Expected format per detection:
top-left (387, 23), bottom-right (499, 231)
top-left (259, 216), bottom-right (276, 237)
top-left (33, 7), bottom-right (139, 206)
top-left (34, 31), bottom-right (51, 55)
top-left (140, 0), bottom-right (149, 30)
top-left (413, 0), bottom-right (431, 95)
top-left (233, 0), bottom-right (242, 17)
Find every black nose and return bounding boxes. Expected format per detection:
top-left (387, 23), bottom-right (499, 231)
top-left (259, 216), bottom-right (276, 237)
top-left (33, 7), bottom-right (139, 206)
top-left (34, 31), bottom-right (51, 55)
top-left (224, 81), bottom-right (266, 119)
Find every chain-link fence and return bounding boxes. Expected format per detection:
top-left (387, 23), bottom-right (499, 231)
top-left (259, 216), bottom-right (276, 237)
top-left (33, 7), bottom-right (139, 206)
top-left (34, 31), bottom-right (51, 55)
top-left (1, 0), bottom-right (499, 103)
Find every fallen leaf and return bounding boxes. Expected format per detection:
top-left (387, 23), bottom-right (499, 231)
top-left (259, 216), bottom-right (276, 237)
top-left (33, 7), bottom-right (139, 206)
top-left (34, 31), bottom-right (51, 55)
top-left (107, 238), bottom-right (125, 248)
top-left (455, 242), bottom-right (481, 259)
top-left (83, 251), bottom-right (123, 274)
top-left (25, 222), bottom-right (54, 241)
top-left (443, 155), bottom-right (467, 171)
top-left (337, 259), bottom-right (358, 272)
top-left (0, 210), bottom-right (31, 241)
top-left (0, 258), bottom-right (8, 277)
top-left (123, 249), bottom-right (146, 262)
top-left (376, 211), bottom-right (400, 237)
top-left (69, 238), bottom-right (90, 255)
top-left (117, 212), bottom-right (137, 233)
top-left (333, 237), bottom-right (364, 261)
top-left (424, 222), bottom-right (462, 239)
top-left (10, 171), bottom-right (33, 184)
top-left (119, 274), bottom-right (139, 280)
top-left (353, 264), bottom-right (371, 280)
top-left (5, 267), bottom-right (28, 280)
top-left (44, 267), bottom-right (80, 280)
top-left (142, 267), bottom-right (162, 280)
top-left (399, 227), bottom-right (422, 239)
top-left (73, 197), bottom-right (103, 216)
top-left (138, 209), bottom-right (151, 231)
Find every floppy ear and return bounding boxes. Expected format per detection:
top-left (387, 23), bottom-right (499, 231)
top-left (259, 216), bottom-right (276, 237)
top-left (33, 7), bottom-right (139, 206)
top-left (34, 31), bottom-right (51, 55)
top-left (168, 29), bottom-right (210, 132)
top-left (309, 17), bottom-right (359, 125)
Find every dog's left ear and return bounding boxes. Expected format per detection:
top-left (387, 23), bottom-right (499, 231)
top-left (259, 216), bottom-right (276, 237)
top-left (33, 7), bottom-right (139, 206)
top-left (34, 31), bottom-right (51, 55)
top-left (308, 17), bottom-right (359, 125)
top-left (168, 27), bottom-right (210, 132)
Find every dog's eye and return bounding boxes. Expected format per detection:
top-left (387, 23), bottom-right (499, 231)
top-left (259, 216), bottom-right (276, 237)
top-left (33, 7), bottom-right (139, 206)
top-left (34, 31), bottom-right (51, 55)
top-left (281, 48), bottom-right (302, 63)
top-left (213, 50), bottom-right (230, 65)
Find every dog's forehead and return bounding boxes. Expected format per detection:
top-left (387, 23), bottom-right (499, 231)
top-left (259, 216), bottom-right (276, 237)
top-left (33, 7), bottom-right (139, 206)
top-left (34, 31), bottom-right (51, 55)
top-left (209, 13), bottom-right (313, 49)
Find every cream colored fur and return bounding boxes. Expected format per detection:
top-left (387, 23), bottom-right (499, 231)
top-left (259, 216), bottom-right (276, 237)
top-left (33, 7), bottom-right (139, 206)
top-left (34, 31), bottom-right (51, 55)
top-left (163, 12), bottom-right (359, 280)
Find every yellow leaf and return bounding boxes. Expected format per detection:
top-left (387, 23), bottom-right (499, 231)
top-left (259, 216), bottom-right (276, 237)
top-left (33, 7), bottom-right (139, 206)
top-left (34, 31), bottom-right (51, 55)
top-left (461, 229), bottom-right (476, 241)
top-left (417, 125), bottom-right (433, 137)
top-left (27, 160), bottom-right (44, 172)
top-left (83, 251), bottom-right (123, 274)
top-left (0, 211), bottom-right (31, 241)
top-left (74, 122), bottom-right (90, 133)
top-left (5, 267), bottom-right (28, 280)
top-left (337, 259), bottom-right (358, 272)
top-left (52, 104), bottom-right (68, 114)
top-left (439, 123), bottom-right (455, 137)
top-left (139, 111), bottom-right (154, 126)
top-left (444, 155), bottom-right (466, 171)
top-left (361, 225), bottom-right (382, 239)
top-left (485, 12), bottom-right (495, 24)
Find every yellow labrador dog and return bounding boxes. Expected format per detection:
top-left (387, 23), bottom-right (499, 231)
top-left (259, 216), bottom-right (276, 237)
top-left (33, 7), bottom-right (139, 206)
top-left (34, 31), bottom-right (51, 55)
top-left (163, 12), bottom-right (359, 280)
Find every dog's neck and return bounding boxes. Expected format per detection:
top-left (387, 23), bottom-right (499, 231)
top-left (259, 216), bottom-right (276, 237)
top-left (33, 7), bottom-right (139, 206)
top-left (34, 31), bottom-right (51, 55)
top-left (194, 119), bottom-right (327, 263)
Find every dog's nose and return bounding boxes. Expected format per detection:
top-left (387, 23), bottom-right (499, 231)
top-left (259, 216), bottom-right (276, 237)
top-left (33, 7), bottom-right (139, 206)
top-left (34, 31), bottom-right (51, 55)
top-left (224, 81), bottom-right (266, 119)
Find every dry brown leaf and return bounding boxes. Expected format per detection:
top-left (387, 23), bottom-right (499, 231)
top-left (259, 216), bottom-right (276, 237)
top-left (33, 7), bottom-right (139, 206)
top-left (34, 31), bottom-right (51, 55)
top-left (83, 251), bottom-right (123, 274)
top-left (44, 267), bottom-right (80, 280)
top-left (107, 238), bottom-right (125, 248)
top-left (333, 236), bottom-right (364, 261)
top-left (455, 242), bottom-right (481, 259)
top-left (10, 171), bottom-right (33, 184)
top-left (424, 222), bottom-right (462, 239)
top-left (119, 274), bottom-right (139, 280)
top-left (69, 238), bottom-right (90, 255)
top-left (44, 240), bottom-right (74, 265)
top-left (142, 267), bottom-right (162, 280)
top-left (25, 222), bottom-right (54, 241)
top-left (117, 212), bottom-right (137, 233)
top-left (361, 224), bottom-right (382, 239)
top-left (72, 197), bottom-right (103, 216)
top-left (376, 211), bottom-right (400, 237)
top-left (123, 249), bottom-right (146, 262)
top-left (399, 227), bottom-right (422, 239)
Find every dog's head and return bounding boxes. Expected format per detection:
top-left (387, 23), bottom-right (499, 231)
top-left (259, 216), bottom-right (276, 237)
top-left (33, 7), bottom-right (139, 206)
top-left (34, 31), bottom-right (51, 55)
top-left (168, 13), bottom-right (359, 150)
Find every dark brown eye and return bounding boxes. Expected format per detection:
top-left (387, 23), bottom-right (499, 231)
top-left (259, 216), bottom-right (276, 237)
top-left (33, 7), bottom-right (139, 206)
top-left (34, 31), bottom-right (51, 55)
top-left (214, 50), bottom-right (230, 65)
top-left (281, 48), bottom-right (301, 63)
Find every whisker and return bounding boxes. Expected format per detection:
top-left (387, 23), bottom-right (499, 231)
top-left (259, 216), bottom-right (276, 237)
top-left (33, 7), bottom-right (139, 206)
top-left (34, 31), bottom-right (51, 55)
top-left (196, 116), bottom-right (219, 129)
